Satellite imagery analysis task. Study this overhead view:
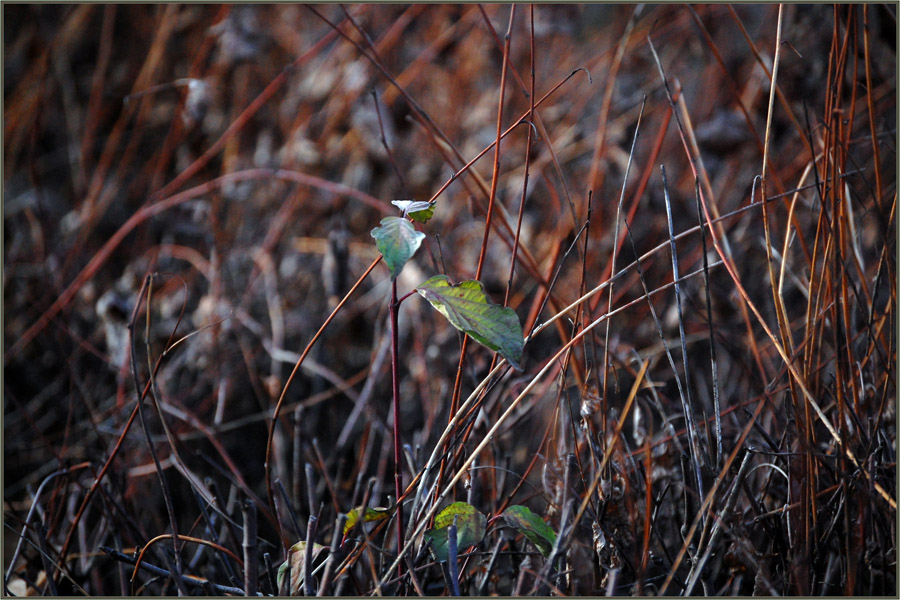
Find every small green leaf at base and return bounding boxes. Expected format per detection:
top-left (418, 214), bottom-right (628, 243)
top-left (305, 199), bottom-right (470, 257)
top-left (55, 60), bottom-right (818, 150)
top-left (371, 216), bottom-right (425, 280)
top-left (416, 275), bottom-right (524, 369)
top-left (499, 505), bottom-right (557, 557)
top-left (424, 501), bottom-right (487, 562)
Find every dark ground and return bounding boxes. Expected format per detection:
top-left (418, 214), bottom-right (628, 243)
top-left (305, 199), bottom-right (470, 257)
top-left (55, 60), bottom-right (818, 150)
top-left (3, 4), bottom-right (896, 596)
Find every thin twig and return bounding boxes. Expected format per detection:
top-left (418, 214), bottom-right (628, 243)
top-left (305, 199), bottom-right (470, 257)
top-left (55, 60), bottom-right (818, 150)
top-left (316, 513), bottom-right (347, 596)
top-left (303, 515), bottom-right (319, 596)
top-left (128, 274), bottom-right (189, 595)
top-left (694, 178), bottom-right (723, 471)
top-left (101, 546), bottom-right (245, 596)
top-left (266, 256), bottom-right (382, 548)
top-left (660, 165), bottom-right (706, 506)
top-left (446, 521), bottom-right (461, 596)
top-left (241, 498), bottom-right (258, 597)
top-left (683, 451), bottom-right (752, 594)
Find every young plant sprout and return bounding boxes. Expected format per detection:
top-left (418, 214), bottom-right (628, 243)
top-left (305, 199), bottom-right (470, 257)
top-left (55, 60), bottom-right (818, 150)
top-left (370, 199), bottom-right (525, 570)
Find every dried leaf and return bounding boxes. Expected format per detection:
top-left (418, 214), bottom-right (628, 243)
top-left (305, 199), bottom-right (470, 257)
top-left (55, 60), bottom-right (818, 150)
top-left (277, 540), bottom-right (328, 596)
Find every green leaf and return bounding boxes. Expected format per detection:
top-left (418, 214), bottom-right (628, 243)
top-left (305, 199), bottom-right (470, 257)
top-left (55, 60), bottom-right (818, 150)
top-left (371, 216), bottom-right (425, 280)
top-left (391, 200), bottom-right (436, 223)
top-left (407, 203), bottom-right (435, 223)
top-left (500, 505), bottom-right (557, 557)
top-left (342, 506), bottom-right (391, 536)
top-left (416, 276), bottom-right (524, 369)
top-left (277, 540), bottom-right (329, 595)
top-left (424, 501), bottom-right (487, 562)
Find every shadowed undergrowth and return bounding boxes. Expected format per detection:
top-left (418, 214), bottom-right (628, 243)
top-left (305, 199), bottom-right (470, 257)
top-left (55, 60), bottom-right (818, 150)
top-left (3, 4), bottom-right (896, 596)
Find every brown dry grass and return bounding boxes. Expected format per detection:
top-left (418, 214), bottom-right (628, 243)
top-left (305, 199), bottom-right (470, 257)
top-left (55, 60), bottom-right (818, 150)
top-left (3, 4), bottom-right (896, 596)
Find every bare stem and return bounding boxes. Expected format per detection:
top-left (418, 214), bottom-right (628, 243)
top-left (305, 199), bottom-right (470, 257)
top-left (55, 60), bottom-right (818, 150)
top-left (390, 278), bottom-right (405, 579)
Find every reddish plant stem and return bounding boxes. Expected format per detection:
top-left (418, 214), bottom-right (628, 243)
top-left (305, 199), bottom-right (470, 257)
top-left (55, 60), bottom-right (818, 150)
top-left (448, 2), bottom-right (515, 426)
top-left (389, 278), bottom-right (405, 579)
top-left (435, 4), bottom-right (516, 511)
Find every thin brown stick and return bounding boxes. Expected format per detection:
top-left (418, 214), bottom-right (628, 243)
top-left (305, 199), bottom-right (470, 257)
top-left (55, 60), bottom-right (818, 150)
top-left (131, 534), bottom-right (244, 583)
top-left (265, 256), bottom-right (382, 548)
top-left (449, 4), bottom-right (515, 418)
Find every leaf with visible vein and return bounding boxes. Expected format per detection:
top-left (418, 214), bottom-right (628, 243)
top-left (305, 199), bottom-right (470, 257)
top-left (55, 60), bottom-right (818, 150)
top-left (500, 505), bottom-right (557, 557)
top-left (416, 275), bottom-right (524, 369)
top-left (423, 501), bottom-right (487, 562)
top-left (371, 216), bottom-right (425, 280)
